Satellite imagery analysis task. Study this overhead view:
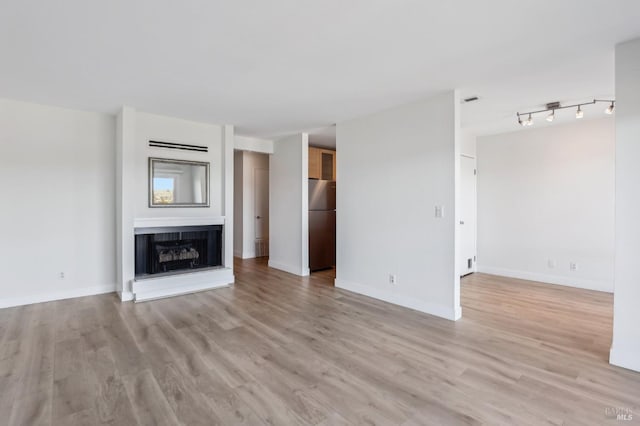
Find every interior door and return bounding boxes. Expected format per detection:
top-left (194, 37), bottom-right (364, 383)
top-left (254, 168), bottom-right (269, 249)
top-left (459, 155), bottom-right (477, 276)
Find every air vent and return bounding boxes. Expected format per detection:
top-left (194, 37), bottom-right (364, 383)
top-left (255, 239), bottom-right (269, 258)
top-left (148, 140), bottom-right (208, 153)
top-left (464, 96), bottom-right (479, 103)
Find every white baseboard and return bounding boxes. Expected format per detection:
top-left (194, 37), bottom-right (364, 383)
top-left (268, 260), bottom-right (310, 277)
top-left (610, 344), bottom-right (640, 373)
top-left (118, 291), bottom-right (134, 302)
top-left (233, 248), bottom-right (256, 259)
top-left (0, 284), bottom-right (116, 309)
top-left (334, 278), bottom-right (461, 321)
top-left (476, 265), bottom-right (613, 293)
top-left (241, 250), bottom-right (256, 259)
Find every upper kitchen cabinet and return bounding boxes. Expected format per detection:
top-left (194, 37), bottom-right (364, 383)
top-left (309, 147), bottom-right (336, 180)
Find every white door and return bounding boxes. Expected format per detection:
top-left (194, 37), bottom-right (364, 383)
top-left (254, 168), bottom-right (269, 256)
top-left (459, 155), bottom-right (477, 276)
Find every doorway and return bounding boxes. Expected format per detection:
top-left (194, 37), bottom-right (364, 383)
top-left (459, 154), bottom-right (477, 276)
top-left (233, 150), bottom-right (270, 259)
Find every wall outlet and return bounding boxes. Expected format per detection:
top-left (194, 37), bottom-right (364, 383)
top-left (547, 259), bottom-right (556, 269)
top-left (59, 272), bottom-right (65, 279)
top-left (389, 274), bottom-right (397, 284)
top-left (434, 205), bottom-right (444, 218)
top-left (569, 262), bottom-right (578, 272)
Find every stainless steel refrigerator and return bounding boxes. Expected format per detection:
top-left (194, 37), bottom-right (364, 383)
top-left (309, 179), bottom-right (336, 271)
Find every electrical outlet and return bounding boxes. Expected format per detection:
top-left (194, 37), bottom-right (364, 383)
top-left (389, 274), bottom-right (397, 284)
top-left (59, 272), bottom-right (65, 279)
top-left (547, 259), bottom-right (556, 269)
top-left (569, 262), bottom-right (578, 272)
top-left (434, 205), bottom-right (444, 218)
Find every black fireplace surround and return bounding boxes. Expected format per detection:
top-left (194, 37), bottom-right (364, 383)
top-left (135, 225), bottom-right (223, 277)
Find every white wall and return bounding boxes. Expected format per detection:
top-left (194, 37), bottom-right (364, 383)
top-left (235, 135), bottom-right (274, 154)
top-left (233, 150), bottom-right (243, 257)
top-left (335, 91), bottom-right (461, 321)
top-left (460, 128), bottom-right (477, 157)
top-left (0, 99), bottom-right (116, 308)
top-left (134, 111), bottom-right (224, 218)
top-left (610, 37), bottom-right (640, 373)
top-left (268, 133), bottom-right (309, 276)
top-left (476, 118), bottom-right (615, 292)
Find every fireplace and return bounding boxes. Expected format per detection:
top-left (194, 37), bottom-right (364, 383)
top-left (135, 225), bottom-right (223, 277)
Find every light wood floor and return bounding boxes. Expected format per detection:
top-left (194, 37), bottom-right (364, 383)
top-left (1, 259), bottom-right (638, 425)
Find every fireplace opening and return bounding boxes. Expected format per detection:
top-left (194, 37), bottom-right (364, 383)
top-left (135, 225), bottom-right (223, 278)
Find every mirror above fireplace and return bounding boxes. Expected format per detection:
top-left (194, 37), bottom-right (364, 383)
top-left (149, 158), bottom-right (210, 207)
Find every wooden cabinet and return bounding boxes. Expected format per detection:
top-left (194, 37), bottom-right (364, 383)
top-left (309, 147), bottom-right (336, 180)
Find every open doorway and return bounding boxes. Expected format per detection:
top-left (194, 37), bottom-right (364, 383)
top-left (459, 153), bottom-right (477, 276)
top-left (308, 126), bottom-right (337, 282)
top-left (234, 150), bottom-right (270, 260)
top-left (459, 108), bottom-right (615, 360)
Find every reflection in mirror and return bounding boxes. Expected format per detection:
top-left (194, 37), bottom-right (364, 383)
top-left (149, 158), bottom-right (209, 207)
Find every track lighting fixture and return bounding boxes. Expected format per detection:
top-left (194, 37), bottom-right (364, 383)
top-left (546, 110), bottom-right (555, 122)
top-left (516, 99), bottom-right (614, 127)
top-left (605, 101), bottom-right (615, 114)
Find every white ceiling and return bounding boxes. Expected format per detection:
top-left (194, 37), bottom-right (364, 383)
top-left (2, 1), bottom-right (640, 139)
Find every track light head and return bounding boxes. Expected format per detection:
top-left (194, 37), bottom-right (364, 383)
top-left (605, 102), bottom-right (615, 115)
top-left (576, 106), bottom-right (584, 119)
top-left (546, 110), bottom-right (555, 122)
top-left (526, 114), bottom-right (533, 126)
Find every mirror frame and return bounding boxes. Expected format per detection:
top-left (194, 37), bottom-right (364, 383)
top-left (148, 157), bottom-right (210, 208)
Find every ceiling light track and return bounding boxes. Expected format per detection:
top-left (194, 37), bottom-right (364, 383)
top-left (516, 99), bottom-right (615, 127)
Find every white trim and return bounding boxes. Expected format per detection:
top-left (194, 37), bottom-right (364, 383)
top-left (334, 278), bottom-right (461, 321)
top-left (0, 284), bottom-right (116, 309)
top-left (610, 344), bottom-right (640, 373)
top-left (133, 216), bottom-right (225, 229)
top-left (268, 260), bottom-right (310, 277)
top-left (118, 290), bottom-right (135, 302)
top-left (453, 305), bottom-right (462, 320)
top-left (476, 265), bottom-right (613, 293)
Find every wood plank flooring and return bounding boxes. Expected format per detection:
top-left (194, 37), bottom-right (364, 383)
top-left (0, 259), bottom-right (638, 425)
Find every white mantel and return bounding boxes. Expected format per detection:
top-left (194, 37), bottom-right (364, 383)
top-left (134, 216), bottom-right (225, 229)
top-left (116, 107), bottom-right (235, 302)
